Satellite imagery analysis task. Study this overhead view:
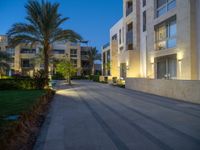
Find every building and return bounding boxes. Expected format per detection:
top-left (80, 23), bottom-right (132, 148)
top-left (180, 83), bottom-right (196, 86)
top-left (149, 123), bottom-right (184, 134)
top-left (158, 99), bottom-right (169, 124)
top-left (102, 0), bottom-right (200, 80)
top-left (0, 35), bottom-right (93, 77)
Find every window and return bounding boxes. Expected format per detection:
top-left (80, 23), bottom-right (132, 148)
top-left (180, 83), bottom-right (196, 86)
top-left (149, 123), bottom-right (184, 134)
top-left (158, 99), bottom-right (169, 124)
top-left (70, 49), bottom-right (77, 57)
top-left (143, 0), bottom-right (146, 7)
top-left (71, 59), bottom-right (77, 67)
top-left (107, 50), bottom-right (110, 62)
top-left (20, 49), bottom-right (36, 54)
top-left (119, 29), bottom-right (122, 44)
top-left (143, 11), bottom-right (146, 32)
top-left (53, 49), bottom-right (65, 54)
top-left (156, 54), bottom-right (177, 79)
top-left (126, 22), bottom-right (133, 50)
top-left (21, 59), bottom-right (32, 68)
top-left (126, 1), bottom-right (133, 16)
top-left (155, 17), bottom-right (176, 50)
top-left (156, 0), bottom-right (176, 17)
top-left (112, 34), bottom-right (117, 41)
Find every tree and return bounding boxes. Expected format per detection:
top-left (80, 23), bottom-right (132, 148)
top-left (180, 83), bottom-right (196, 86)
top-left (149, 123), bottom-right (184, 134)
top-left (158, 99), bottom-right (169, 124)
top-left (87, 47), bottom-right (101, 75)
top-left (0, 51), bottom-right (10, 77)
top-left (7, 0), bottom-right (82, 86)
top-left (56, 59), bottom-right (77, 85)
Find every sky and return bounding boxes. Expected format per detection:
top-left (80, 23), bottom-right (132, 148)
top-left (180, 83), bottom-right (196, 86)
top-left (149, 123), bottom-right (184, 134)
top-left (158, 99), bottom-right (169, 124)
top-left (0, 0), bottom-right (123, 51)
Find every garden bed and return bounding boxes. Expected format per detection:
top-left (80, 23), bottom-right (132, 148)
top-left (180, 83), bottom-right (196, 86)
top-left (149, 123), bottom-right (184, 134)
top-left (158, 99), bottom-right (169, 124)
top-left (0, 89), bottom-right (55, 150)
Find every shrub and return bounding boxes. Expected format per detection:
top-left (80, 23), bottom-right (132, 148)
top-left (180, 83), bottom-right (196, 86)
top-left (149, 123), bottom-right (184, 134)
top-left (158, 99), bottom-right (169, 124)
top-left (71, 76), bottom-right (89, 80)
top-left (90, 75), bottom-right (100, 82)
top-left (52, 73), bottom-right (65, 80)
top-left (0, 79), bottom-right (35, 90)
top-left (33, 70), bottom-right (47, 89)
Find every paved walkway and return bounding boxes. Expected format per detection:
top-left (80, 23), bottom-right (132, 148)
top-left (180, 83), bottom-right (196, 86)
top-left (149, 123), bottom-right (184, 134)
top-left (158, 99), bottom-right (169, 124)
top-left (34, 80), bottom-right (200, 150)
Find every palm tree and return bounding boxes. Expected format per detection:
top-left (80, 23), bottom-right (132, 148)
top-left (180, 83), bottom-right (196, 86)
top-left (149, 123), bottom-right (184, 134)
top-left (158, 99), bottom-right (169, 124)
top-left (7, 0), bottom-right (82, 86)
top-left (0, 51), bottom-right (10, 77)
top-left (87, 47), bottom-right (101, 75)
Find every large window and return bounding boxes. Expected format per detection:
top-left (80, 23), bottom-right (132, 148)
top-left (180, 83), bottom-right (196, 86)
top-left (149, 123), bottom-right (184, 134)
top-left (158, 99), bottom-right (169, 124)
top-left (155, 17), bottom-right (176, 50)
top-left (70, 49), bottom-right (77, 57)
top-left (126, 22), bottom-right (133, 50)
top-left (156, 54), bottom-right (177, 79)
top-left (143, 0), bottom-right (146, 7)
top-left (143, 11), bottom-right (146, 32)
top-left (156, 0), bottom-right (176, 17)
top-left (126, 1), bottom-right (133, 16)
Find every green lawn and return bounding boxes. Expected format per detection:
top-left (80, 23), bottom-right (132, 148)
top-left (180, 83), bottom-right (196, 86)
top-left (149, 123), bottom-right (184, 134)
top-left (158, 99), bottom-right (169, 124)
top-left (0, 90), bottom-right (45, 117)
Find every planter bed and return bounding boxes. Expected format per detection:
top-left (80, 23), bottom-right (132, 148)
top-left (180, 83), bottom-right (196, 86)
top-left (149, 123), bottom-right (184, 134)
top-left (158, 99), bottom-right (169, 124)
top-left (0, 90), bottom-right (55, 150)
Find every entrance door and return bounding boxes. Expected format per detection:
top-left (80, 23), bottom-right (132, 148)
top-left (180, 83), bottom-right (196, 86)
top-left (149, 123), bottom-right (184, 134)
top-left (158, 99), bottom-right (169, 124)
top-left (156, 54), bottom-right (177, 79)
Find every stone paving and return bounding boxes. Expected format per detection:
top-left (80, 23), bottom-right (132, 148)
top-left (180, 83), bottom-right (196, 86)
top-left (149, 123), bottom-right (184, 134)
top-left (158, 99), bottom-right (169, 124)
top-left (34, 80), bottom-right (200, 150)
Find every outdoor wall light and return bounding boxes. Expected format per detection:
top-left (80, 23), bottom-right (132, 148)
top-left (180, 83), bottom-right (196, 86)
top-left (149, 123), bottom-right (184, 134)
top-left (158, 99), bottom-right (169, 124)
top-left (126, 66), bottom-right (129, 70)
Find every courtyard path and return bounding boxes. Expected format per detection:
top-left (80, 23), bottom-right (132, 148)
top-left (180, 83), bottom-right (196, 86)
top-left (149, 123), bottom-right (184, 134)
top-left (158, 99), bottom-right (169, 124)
top-left (34, 80), bottom-right (200, 150)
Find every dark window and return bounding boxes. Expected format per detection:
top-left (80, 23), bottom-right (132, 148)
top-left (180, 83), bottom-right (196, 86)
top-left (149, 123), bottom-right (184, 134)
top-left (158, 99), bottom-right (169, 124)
top-left (126, 1), bottom-right (133, 16)
top-left (53, 49), bottom-right (65, 54)
top-left (119, 29), bottom-right (122, 44)
top-left (127, 22), bottom-right (133, 31)
top-left (143, 11), bottom-right (146, 32)
top-left (70, 49), bottom-right (77, 57)
top-left (112, 34), bottom-right (118, 41)
top-left (143, 0), bottom-right (146, 7)
top-left (128, 44), bottom-right (133, 50)
top-left (21, 59), bottom-right (32, 68)
top-left (20, 48), bottom-right (36, 54)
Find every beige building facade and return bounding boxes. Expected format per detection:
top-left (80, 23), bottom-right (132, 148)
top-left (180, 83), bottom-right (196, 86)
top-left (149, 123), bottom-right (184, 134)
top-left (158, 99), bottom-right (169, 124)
top-left (102, 0), bottom-right (200, 81)
top-left (0, 35), bottom-right (92, 77)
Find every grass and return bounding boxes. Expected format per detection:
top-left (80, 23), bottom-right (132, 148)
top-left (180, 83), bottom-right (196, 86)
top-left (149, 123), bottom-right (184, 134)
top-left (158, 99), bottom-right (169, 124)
top-left (0, 90), bottom-right (45, 129)
top-left (0, 90), bottom-right (45, 117)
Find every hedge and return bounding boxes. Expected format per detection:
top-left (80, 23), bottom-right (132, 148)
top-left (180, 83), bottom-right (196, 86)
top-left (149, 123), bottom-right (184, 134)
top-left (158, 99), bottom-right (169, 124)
top-left (0, 79), bottom-right (45, 90)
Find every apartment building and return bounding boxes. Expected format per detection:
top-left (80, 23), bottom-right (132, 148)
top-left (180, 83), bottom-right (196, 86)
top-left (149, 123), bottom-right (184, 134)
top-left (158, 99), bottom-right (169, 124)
top-left (102, 43), bottom-right (111, 76)
top-left (102, 0), bottom-right (200, 80)
top-left (0, 35), bottom-right (92, 77)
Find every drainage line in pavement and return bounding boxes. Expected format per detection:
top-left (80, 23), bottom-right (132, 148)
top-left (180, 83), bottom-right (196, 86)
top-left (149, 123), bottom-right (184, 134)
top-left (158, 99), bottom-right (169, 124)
top-left (93, 89), bottom-right (200, 146)
top-left (94, 84), bottom-right (200, 119)
top-left (75, 90), bottom-right (130, 150)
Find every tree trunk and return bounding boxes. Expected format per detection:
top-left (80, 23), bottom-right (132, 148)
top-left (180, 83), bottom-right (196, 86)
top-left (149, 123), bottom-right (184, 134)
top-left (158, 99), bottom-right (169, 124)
top-left (44, 43), bottom-right (50, 87)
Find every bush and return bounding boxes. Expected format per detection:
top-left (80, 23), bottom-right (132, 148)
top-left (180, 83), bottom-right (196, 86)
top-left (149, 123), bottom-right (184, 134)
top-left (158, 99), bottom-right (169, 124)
top-left (71, 76), bottom-right (89, 80)
top-left (0, 79), bottom-right (35, 90)
top-left (52, 73), bottom-right (65, 80)
top-left (90, 75), bottom-right (100, 82)
top-left (33, 70), bottom-right (47, 89)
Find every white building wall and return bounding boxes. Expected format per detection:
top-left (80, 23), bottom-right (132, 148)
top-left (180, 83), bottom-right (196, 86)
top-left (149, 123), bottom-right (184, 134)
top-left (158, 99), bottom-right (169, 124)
top-left (197, 0), bottom-right (200, 80)
top-left (139, 0), bottom-right (147, 78)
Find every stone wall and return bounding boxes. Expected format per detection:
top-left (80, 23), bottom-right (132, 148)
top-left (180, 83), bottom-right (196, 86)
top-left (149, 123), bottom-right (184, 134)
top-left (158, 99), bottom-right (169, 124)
top-left (126, 78), bottom-right (200, 104)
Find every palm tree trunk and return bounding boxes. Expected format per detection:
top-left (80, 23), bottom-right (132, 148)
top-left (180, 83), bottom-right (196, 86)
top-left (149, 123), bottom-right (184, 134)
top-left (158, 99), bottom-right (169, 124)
top-left (44, 44), bottom-right (49, 87)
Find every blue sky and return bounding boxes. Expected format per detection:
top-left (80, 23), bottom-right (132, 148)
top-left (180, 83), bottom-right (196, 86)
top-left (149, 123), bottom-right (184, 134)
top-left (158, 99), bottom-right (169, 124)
top-left (0, 0), bottom-right (123, 51)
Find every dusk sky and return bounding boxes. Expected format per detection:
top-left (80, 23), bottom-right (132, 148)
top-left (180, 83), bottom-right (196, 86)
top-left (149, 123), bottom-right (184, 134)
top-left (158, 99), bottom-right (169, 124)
top-left (0, 0), bottom-right (123, 51)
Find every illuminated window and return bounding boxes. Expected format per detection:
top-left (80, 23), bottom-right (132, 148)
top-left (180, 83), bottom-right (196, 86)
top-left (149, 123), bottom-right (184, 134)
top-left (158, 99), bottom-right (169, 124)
top-left (155, 16), bottom-right (176, 50)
